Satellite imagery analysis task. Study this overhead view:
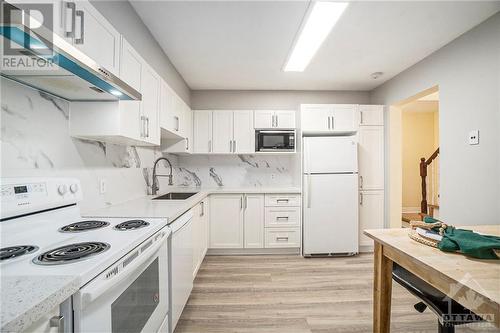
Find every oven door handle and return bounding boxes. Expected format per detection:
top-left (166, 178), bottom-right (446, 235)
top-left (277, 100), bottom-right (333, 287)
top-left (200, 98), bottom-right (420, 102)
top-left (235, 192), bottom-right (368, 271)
top-left (80, 236), bottom-right (166, 306)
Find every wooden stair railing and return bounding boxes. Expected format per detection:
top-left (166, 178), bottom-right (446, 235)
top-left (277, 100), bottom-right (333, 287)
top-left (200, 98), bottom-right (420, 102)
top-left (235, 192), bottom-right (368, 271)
top-left (420, 147), bottom-right (439, 214)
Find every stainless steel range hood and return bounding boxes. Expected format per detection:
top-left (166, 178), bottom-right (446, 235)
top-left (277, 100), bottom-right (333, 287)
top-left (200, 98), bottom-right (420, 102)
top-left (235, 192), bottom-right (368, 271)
top-left (0, 3), bottom-right (141, 102)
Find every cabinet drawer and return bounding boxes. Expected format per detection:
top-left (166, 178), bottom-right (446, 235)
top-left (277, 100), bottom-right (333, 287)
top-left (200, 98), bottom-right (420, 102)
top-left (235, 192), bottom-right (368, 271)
top-left (265, 228), bottom-right (300, 248)
top-left (265, 207), bottom-right (300, 227)
top-left (265, 194), bottom-right (301, 207)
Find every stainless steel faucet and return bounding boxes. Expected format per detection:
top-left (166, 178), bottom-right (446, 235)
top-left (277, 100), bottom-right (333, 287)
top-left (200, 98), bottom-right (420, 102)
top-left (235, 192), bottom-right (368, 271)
top-left (152, 157), bottom-right (173, 195)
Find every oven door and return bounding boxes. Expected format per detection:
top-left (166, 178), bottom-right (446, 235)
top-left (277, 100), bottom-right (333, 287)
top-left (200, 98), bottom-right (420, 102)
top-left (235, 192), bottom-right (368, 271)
top-left (256, 131), bottom-right (295, 151)
top-left (73, 231), bottom-right (169, 333)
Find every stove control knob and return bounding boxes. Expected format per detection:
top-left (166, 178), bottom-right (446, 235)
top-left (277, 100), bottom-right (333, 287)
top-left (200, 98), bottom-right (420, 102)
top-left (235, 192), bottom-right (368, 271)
top-left (58, 184), bottom-right (68, 195)
top-left (69, 183), bottom-right (79, 194)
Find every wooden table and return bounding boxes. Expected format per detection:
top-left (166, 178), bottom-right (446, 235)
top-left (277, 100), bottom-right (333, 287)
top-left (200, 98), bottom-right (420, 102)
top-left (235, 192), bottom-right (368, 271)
top-left (364, 225), bottom-right (500, 332)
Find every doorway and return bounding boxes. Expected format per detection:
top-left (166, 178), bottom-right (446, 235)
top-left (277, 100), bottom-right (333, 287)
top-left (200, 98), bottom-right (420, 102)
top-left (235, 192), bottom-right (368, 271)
top-left (386, 86), bottom-right (440, 228)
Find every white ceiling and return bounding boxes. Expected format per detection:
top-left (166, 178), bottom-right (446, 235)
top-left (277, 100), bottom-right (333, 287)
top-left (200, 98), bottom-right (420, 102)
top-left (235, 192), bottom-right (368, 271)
top-left (130, 1), bottom-right (500, 91)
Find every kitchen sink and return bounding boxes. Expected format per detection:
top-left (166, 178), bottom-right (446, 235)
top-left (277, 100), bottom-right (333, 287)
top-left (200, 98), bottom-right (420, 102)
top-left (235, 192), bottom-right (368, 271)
top-left (152, 192), bottom-right (198, 200)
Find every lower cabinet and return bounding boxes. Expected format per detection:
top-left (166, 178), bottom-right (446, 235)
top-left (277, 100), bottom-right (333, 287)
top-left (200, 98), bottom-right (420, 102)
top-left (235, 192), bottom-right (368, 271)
top-left (192, 199), bottom-right (208, 278)
top-left (209, 194), bottom-right (244, 248)
top-left (209, 193), bottom-right (301, 250)
top-left (243, 194), bottom-right (265, 248)
top-left (359, 190), bottom-right (385, 248)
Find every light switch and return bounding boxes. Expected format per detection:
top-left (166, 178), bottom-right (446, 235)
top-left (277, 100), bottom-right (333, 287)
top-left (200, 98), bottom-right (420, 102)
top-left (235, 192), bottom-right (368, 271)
top-left (468, 130), bottom-right (479, 145)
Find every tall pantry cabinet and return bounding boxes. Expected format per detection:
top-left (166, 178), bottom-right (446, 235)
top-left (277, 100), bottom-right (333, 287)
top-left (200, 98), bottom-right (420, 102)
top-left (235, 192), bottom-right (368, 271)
top-left (357, 105), bottom-right (385, 250)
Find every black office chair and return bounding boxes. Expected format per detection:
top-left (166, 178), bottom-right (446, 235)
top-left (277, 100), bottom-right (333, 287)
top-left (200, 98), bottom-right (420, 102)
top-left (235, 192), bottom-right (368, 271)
top-left (392, 263), bottom-right (483, 333)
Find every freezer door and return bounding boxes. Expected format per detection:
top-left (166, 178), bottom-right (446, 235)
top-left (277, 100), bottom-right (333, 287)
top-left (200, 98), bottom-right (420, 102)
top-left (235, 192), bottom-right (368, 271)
top-left (303, 174), bottom-right (359, 255)
top-left (303, 136), bottom-right (358, 174)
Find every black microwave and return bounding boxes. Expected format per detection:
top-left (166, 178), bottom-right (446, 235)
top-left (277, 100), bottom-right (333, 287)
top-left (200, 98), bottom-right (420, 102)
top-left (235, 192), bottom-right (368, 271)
top-left (255, 130), bottom-right (295, 152)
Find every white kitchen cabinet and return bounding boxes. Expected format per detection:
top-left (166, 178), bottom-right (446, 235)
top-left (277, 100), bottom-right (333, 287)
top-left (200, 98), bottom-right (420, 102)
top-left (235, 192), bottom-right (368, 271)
top-left (193, 200), bottom-right (208, 278)
top-left (359, 105), bottom-right (384, 126)
top-left (159, 81), bottom-right (183, 139)
top-left (233, 110), bottom-right (255, 153)
top-left (265, 207), bottom-right (301, 228)
top-left (140, 63), bottom-right (160, 145)
top-left (193, 111), bottom-right (213, 153)
top-left (212, 111), bottom-right (233, 153)
top-left (264, 194), bottom-right (301, 207)
top-left (359, 190), bottom-right (384, 247)
top-left (265, 228), bottom-right (301, 248)
top-left (301, 104), bottom-right (358, 133)
top-left (358, 126), bottom-right (384, 190)
top-left (254, 110), bottom-right (296, 129)
top-left (209, 195), bottom-right (244, 248)
top-left (73, 0), bottom-right (121, 75)
top-left (243, 194), bottom-right (265, 248)
top-left (165, 102), bottom-right (192, 154)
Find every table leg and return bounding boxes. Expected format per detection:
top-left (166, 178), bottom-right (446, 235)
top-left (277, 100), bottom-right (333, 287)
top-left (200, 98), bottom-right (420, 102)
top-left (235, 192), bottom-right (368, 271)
top-left (373, 242), bottom-right (393, 333)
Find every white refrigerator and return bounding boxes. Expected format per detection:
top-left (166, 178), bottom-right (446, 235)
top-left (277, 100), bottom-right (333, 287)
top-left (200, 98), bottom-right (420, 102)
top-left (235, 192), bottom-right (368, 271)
top-left (303, 136), bottom-right (359, 256)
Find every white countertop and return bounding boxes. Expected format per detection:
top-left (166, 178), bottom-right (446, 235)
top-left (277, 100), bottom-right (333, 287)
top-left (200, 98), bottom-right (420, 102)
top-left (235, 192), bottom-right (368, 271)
top-left (84, 187), bottom-right (301, 221)
top-left (1, 276), bottom-right (80, 332)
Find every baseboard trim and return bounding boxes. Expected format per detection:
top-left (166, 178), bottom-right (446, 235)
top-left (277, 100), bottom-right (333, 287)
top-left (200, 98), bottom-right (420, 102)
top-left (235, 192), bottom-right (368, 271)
top-left (207, 248), bottom-right (301, 256)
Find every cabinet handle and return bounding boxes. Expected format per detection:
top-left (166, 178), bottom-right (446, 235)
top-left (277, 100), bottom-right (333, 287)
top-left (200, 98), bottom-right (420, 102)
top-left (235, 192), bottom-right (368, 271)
top-left (244, 195), bottom-right (248, 210)
top-left (360, 176), bottom-right (364, 189)
top-left (240, 196), bottom-right (243, 210)
top-left (75, 10), bottom-right (84, 44)
top-left (208, 140), bottom-right (212, 152)
top-left (174, 116), bottom-right (179, 131)
top-left (359, 192), bottom-right (363, 205)
top-left (276, 236), bottom-right (289, 241)
top-left (229, 140), bottom-right (232, 153)
top-left (277, 199), bottom-right (289, 203)
top-left (186, 138), bottom-right (189, 151)
top-left (276, 115), bottom-right (279, 128)
top-left (200, 201), bottom-right (204, 217)
top-left (50, 315), bottom-right (65, 333)
top-left (140, 116), bottom-right (145, 137)
top-left (328, 116), bottom-right (331, 130)
top-left (360, 111), bottom-right (364, 125)
top-left (146, 117), bottom-right (150, 138)
top-left (331, 116), bottom-right (334, 130)
top-left (276, 216), bottom-right (289, 220)
top-left (233, 140), bottom-right (237, 153)
top-left (65, 2), bottom-right (76, 38)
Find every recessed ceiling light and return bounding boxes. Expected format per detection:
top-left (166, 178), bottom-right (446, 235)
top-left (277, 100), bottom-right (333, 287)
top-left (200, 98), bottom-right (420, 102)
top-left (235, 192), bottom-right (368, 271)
top-left (283, 1), bottom-right (349, 72)
top-left (370, 72), bottom-right (383, 79)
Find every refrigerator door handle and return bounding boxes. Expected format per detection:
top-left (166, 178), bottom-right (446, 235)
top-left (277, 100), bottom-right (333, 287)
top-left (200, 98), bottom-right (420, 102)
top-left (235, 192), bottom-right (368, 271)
top-left (307, 174), bottom-right (312, 208)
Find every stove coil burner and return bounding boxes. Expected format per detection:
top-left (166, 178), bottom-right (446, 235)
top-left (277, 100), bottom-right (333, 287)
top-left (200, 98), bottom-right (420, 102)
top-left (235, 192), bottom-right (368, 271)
top-left (33, 242), bottom-right (110, 265)
top-left (114, 219), bottom-right (150, 231)
top-left (0, 245), bottom-right (39, 261)
top-left (59, 220), bottom-right (110, 233)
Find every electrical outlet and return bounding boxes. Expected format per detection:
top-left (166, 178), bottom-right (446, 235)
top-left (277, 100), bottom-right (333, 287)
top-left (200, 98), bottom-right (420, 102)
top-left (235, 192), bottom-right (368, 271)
top-left (99, 179), bottom-right (106, 194)
top-left (468, 130), bottom-right (479, 145)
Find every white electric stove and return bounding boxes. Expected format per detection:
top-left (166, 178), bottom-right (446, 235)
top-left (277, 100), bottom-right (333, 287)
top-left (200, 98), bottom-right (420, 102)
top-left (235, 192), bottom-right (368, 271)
top-left (1, 177), bottom-right (172, 333)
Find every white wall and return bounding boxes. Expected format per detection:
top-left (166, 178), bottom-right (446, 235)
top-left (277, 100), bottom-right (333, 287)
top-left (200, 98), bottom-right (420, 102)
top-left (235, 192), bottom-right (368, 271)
top-left (90, 0), bottom-right (191, 104)
top-left (371, 13), bottom-right (500, 225)
top-left (191, 90), bottom-right (370, 110)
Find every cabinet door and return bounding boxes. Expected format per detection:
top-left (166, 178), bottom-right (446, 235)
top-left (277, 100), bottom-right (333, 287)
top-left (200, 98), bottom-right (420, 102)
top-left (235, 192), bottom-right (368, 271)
top-left (200, 200), bottom-right (209, 256)
top-left (212, 111), bottom-right (233, 153)
top-left (140, 63), bottom-right (160, 145)
top-left (193, 111), bottom-right (213, 153)
top-left (359, 190), bottom-right (384, 247)
top-left (184, 105), bottom-right (193, 152)
top-left (300, 105), bottom-right (329, 132)
top-left (359, 105), bottom-right (384, 126)
top-left (244, 194), bottom-right (264, 248)
top-left (74, 1), bottom-right (120, 75)
top-left (192, 203), bottom-right (201, 278)
top-left (275, 110), bottom-right (296, 129)
top-left (209, 195), bottom-right (244, 248)
top-left (233, 111), bottom-right (254, 153)
top-left (359, 126), bottom-right (384, 190)
top-left (254, 110), bottom-right (274, 129)
top-left (329, 104), bottom-right (358, 132)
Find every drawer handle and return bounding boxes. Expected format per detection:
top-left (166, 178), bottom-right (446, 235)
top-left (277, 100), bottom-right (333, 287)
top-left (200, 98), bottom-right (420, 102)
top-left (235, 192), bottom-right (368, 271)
top-left (276, 216), bottom-right (289, 220)
top-left (276, 199), bottom-right (289, 203)
top-left (276, 236), bottom-right (289, 241)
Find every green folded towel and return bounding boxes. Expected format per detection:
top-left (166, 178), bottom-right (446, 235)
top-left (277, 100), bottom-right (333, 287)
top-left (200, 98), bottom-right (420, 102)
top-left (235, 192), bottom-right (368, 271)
top-left (423, 216), bottom-right (500, 259)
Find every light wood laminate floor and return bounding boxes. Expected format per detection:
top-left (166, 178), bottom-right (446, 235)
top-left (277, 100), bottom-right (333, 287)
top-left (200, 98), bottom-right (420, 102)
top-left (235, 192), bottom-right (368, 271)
top-left (175, 254), bottom-right (497, 333)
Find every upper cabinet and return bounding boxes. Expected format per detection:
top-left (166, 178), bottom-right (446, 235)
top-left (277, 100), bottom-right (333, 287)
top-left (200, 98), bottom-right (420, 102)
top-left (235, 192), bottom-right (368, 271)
top-left (193, 111), bottom-right (213, 153)
top-left (140, 63), bottom-right (161, 145)
top-left (301, 104), bottom-right (358, 134)
top-left (160, 82), bottom-right (185, 140)
top-left (211, 111), bottom-right (254, 154)
top-left (359, 105), bottom-right (384, 126)
top-left (254, 110), bottom-right (296, 129)
top-left (71, 0), bottom-right (121, 75)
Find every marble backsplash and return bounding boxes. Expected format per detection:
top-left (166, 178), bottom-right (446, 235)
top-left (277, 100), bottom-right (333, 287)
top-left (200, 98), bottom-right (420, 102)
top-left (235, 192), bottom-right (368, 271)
top-left (1, 79), bottom-right (299, 211)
